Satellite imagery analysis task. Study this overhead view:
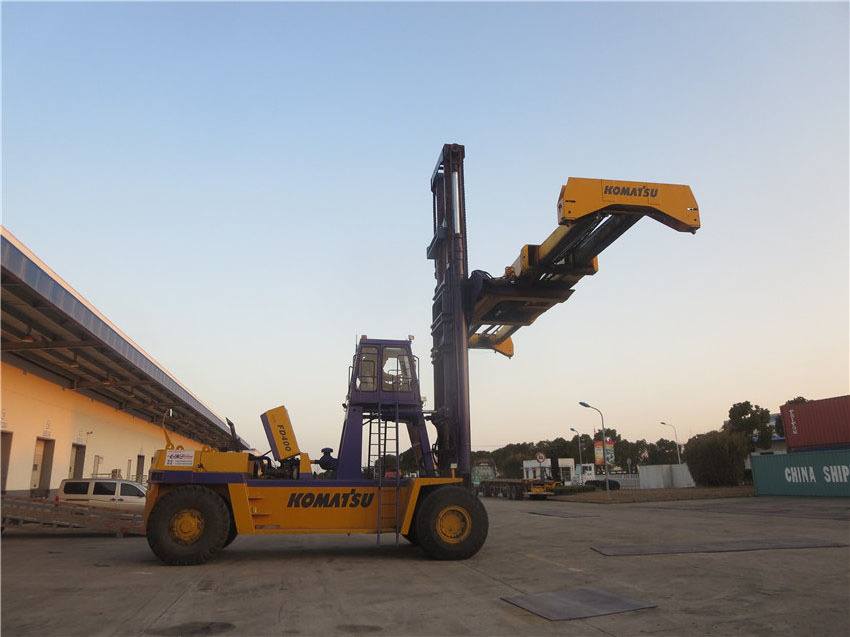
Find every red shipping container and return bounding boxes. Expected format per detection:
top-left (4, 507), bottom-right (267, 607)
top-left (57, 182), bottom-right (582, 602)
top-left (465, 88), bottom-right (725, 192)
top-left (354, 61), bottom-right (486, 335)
top-left (781, 395), bottom-right (850, 452)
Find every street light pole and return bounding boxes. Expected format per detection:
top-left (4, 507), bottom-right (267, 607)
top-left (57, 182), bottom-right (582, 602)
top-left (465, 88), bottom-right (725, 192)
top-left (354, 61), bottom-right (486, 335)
top-left (661, 421), bottom-right (682, 464)
top-left (579, 402), bottom-right (610, 495)
top-left (569, 427), bottom-right (583, 484)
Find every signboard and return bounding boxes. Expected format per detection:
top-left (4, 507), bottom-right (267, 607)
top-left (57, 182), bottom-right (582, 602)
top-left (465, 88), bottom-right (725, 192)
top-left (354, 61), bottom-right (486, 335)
top-left (165, 450), bottom-right (195, 467)
top-left (594, 441), bottom-right (615, 466)
top-left (536, 452), bottom-right (546, 464)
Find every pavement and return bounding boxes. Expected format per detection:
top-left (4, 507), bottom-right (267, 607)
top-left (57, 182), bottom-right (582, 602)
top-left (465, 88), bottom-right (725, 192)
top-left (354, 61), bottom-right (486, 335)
top-left (2, 495), bottom-right (849, 636)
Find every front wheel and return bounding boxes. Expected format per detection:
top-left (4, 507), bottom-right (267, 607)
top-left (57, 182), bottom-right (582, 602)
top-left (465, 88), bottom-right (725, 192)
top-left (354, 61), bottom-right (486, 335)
top-left (146, 486), bottom-right (231, 565)
top-left (414, 486), bottom-right (488, 560)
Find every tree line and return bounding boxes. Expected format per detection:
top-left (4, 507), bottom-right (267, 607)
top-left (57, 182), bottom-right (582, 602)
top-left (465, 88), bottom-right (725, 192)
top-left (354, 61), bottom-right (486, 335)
top-left (468, 397), bottom-right (806, 482)
top-left (388, 397), bottom-right (804, 484)
top-left (469, 430), bottom-right (680, 479)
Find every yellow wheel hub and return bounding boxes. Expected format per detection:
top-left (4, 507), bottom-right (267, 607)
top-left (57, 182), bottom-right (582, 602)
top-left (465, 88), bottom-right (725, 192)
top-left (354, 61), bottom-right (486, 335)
top-left (170, 508), bottom-right (204, 545)
top-left (435, 505), bottom-right (471, 544)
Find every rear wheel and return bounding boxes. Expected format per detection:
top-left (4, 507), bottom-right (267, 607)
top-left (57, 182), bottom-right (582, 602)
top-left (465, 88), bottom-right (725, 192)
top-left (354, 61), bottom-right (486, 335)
top-left (223, 516), bottom-right (238, 548)
top-left (146, 486), bottom-right (230, 565)
top-left (414, 486), bottom-right (488, 560)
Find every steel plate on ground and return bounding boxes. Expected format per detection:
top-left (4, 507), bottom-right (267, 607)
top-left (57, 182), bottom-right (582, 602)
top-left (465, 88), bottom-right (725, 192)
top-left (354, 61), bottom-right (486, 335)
top-left (592, 537), bottom-right (848, 556)
top-left (526, 510), bottom-right (595, 519)
top-left (502, 587), bottom-right (655, 621)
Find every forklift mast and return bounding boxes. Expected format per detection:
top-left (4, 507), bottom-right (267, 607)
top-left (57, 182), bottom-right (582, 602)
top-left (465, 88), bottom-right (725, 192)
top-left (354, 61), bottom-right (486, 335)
top-left (427, 144), bottom-right (472, 483)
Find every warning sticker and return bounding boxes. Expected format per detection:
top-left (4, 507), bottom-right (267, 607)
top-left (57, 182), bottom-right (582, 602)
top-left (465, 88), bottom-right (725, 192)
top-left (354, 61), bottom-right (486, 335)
top-left (165, 450), bottom-right (195, 467)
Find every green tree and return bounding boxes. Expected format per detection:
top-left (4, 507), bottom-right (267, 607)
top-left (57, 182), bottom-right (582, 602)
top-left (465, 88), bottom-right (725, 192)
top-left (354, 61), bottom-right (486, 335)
top-left (471, 449), bottom-right (494, 463)
top-left (491, 442), bottom-right (534, 478)
top-left (593, 428), bottom-right (622, 443)
top-left (399, 448), bottom-right (418, 474)
top-left (684, 431), bottom-right (748, 486)
top-left (613, 439), bottom-right (646, 472)
top-left (569, 433), bottom-right (595, 469)
top-left (645, 438), bottom-right (679, 464)
top-left (540, 436), bottom-right (571, 461)
top-left (726, 401), bottom-right (772, 451)
top-left (374, 454), bottom-right (398, 476)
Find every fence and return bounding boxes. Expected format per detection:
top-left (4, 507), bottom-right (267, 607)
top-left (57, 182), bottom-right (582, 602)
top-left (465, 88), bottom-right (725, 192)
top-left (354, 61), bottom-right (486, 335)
top-left (1, 496), bottom-right (144, 536)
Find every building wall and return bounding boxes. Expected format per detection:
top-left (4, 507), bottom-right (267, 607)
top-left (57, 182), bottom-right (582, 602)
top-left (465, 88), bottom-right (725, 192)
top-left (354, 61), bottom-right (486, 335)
top-left (522, 458), bottom-right (575, 482)
top-left (638, 464), bottom-right (695, 489)
top-left (1, 362), bottom-right (203, 496)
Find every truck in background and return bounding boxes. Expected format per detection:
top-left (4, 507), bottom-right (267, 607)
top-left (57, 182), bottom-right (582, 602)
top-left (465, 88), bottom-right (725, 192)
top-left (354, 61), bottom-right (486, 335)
top-left (471, 461), bottom-right (496, 487)
top-left (479, 456), bottom-right (598, 500)
top-left (573, 463), bottom-right (596, 485)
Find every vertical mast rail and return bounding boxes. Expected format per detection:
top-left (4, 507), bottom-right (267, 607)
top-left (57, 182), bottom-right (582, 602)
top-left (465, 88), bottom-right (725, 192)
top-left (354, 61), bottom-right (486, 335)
top-left (427, 144), bottom-right (472, 484)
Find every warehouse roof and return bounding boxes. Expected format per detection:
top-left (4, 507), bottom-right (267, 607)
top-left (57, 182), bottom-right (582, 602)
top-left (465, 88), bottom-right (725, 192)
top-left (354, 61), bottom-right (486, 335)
top-left (0, 226), bottom-right (247, 450)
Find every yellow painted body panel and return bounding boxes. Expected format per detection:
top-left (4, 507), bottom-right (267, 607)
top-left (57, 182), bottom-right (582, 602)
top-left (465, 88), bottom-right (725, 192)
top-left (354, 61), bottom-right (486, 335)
top-left (144, 453), bottom-right (461, 536)
top-left (229, 478), bottom-right (458, 535)
top-left (150, 448), bottom-right (253, 473)
top-left (468, 333), bottom-right (514, 357)
top-left (557, 177), bottom-right (700, 232)
top-left (263, 405), bottom-right (302, 461)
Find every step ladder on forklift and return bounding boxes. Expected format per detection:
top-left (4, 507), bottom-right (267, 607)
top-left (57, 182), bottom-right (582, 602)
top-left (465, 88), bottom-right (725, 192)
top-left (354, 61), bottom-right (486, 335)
top-left (368, 402), bottom-right (401, 546)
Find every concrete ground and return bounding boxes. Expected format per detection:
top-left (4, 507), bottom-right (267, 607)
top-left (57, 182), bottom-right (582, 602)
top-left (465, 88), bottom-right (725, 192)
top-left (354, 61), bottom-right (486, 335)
top-left (2, 495), bottom-right (848, 636)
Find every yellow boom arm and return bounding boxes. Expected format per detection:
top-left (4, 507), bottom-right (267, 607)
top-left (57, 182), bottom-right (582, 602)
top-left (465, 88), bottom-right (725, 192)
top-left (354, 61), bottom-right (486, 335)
top-left (468, 178), bottom-right (699, 356)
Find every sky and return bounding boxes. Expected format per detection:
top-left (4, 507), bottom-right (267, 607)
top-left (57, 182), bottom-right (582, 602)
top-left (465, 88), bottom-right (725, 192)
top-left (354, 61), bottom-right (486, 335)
top-left (2, 1), bottom-right (848, 457)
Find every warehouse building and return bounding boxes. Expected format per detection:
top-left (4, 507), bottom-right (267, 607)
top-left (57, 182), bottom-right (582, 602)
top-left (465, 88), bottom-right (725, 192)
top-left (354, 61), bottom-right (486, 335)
top-left (1, 227), bottom-right (246, 497)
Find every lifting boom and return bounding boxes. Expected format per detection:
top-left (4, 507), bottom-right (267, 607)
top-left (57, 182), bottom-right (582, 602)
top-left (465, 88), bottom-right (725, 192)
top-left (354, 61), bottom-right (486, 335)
top-left (427, 144), bottom-right (699, 485)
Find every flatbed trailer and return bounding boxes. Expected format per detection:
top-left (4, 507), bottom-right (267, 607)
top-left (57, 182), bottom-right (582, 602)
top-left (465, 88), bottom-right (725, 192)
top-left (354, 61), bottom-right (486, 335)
top-left (478, 478), bottom-right (557, 500)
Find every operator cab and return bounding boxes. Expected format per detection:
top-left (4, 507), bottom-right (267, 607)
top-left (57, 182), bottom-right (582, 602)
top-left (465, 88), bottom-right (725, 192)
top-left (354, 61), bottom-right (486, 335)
top-left (348, 337), bottom-right (422, 409)
top-left (331, 336), bottom-right (436, 480)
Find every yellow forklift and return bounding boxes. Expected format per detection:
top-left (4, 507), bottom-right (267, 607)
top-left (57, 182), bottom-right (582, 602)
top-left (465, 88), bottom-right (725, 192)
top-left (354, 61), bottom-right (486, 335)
top-left (144, 144), bottom-right (699, 564)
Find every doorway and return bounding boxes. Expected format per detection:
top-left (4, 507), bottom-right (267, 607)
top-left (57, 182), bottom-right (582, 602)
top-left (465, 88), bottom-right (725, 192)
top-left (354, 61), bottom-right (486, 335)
top-left (30, 438), bottom-right (55, 498)
top-left (1, 431), bottom-right (12, 494)
top-left (135, 454), bottom-right (145, 483)
top-left (69, 444), bottom-right (86, 479)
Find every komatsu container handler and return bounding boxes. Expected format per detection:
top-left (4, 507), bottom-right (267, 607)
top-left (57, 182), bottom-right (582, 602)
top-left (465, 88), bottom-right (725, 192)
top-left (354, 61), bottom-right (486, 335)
top-left (144, 143), bottom-right (699, 565)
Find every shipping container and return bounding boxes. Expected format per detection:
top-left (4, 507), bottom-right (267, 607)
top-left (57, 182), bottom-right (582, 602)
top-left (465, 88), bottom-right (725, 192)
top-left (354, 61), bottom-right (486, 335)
top-left (751, 450), bottom-right (850, 497)
top-left (781, 395), bottom-right (850, 452)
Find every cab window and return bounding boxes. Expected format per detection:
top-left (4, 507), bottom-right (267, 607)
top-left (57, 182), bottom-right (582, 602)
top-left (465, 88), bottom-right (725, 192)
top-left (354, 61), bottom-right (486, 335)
top-left (356, 347), bottom-right (379, 391)
top-left (382, 347), bottom-right (413, 392)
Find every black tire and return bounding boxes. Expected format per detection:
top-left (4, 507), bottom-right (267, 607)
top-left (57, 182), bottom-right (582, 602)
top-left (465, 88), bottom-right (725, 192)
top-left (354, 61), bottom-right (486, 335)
top-left (482, 483), bottom-right (491, 498)
top-left (146, 486), bottom-right (230, 565)
top-left (222, 516), bottom-right (238, 548)
top-left (414, 486), bottom-right (488, 560)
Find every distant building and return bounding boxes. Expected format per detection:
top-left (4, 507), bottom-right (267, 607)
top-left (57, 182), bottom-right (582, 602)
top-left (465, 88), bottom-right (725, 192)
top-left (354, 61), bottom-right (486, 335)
top-left (522, 458), bottom-right (575, 483)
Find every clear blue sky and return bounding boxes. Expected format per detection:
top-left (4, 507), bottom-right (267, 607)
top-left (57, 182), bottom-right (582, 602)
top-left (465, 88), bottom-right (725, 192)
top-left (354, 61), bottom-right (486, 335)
top-left (3, 1), bottom-right (848, 455)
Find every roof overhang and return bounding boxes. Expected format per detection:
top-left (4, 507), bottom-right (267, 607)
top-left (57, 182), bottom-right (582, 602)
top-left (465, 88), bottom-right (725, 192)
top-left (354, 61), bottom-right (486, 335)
top-left (1, 227), bottom-right (248, 450)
